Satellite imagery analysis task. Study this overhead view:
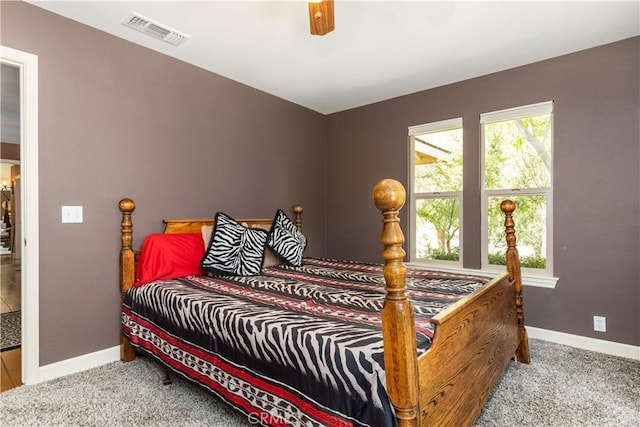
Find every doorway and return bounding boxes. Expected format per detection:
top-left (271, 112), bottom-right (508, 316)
top-left (1, 61), bottom-right (21, 390)
top-left (0, 46), bottom-right (39, 387)
top-left (1, 159), bottom-right (21, 391)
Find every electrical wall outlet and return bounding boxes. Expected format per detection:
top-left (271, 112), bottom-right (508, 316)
top-left (593, 315), bottom-right (606, 332)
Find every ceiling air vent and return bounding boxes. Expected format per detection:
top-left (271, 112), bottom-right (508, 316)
top-left (122, 13), bottom-right (189, 47)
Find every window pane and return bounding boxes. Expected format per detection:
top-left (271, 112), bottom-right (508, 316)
top-left (414, 127), bottom-right (463, 193)
top-left (487, 195), bottom-right (547, 269)
top-left (484, 114), bottom-right (551, 190)
top-left (415, 197), bottom-right (460, 261)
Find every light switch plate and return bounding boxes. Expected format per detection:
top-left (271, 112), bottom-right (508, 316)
top-left (62, 206), bottom-right (83, 223)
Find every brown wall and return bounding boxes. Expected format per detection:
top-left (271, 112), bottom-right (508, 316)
top-left (325, 37), bottom-right (640, 346)
top-left (2, 2), bottom-right (327, 365)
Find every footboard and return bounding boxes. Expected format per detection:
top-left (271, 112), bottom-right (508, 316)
top-left (417, 273), bottom-right (518, 425)
top-left (372, 179), bottom-right (530, 427)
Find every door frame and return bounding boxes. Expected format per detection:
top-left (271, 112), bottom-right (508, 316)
top-left (1, 45), bottom-right (39, 385)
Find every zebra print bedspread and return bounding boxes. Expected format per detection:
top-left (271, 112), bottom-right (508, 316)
top-left (122, 258), bottom-right (489, 427)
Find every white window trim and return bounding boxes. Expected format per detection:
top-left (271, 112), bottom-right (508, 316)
top-left (408, 117), bottom-right (463, 266)
top-left (480, 101), bottom-right (553, 124)
top-left (408, 117), bottom-right (463, 135)
top-left (480, 101), bottom-right (554, 277)
top-left (405, 262), bottom-right (559, 289)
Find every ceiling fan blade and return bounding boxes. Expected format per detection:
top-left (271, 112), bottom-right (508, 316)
top-left (308, 0), bottom-right (335, 36)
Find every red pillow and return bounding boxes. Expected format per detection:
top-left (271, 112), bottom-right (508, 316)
top-left (135, 233), bottom-right (205, 286)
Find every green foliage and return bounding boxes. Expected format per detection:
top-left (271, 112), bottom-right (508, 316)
top-left (430, 248), bottom-right (460, 261)
top-left (488, 253), bottom-right (506, 265)
top-left (484, 116), bottom-right (552, 189)
top-left (488, 253), bottom-right (546, 269)
top-left (416, 197), bottom-right (460, 254)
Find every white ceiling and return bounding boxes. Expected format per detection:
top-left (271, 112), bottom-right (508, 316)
top-left (22, 1), bottom-right (640, 114)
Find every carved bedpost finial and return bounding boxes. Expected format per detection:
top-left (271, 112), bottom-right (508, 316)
top-left (292, 204), bottom-right (303, 231)
top-left (372, 178), bottom-right (407, 296)
top-left (373, 178), bottom-right (406, 213)
top-left (500, 199), bottom-right (516, 213)
top-left (499, 200), bottom-right (520, 288)
top-left (119, 198), bottom-right (135, 293)
top-left (119, 198), bottom-right (135, 250)
top-left (500, 200), bottom-right (517, 252)
top-left (372, 179), bottom-right (419, 427)
top-left (372, 179), bottom-right (407, 296)
top-left (500, 200), bottom-right (530, 364)
top-left (119, 198), bottom-right (135, 212)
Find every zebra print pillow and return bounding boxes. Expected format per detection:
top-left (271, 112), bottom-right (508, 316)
top-left (267, 209), bottom-right (307, 266)
top-left (201, 212), bottom-right (268, 276)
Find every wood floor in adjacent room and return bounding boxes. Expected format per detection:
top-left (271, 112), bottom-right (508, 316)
top-left (1, 253), bottom-right (21, 392)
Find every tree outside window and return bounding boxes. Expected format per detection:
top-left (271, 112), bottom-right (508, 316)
top-left (410, 119), bottom-right (462, 263)
top-left (482, 102), bottom-right (553, 273)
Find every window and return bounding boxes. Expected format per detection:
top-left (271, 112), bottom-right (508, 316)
top-left (409, 118), bottom-right (463, 265)
top-left (481, 101), bottom-right (553, 275)
top-left (408, 102), bottom-right (555, 284)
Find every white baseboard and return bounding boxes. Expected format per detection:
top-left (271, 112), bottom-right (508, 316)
top-left (527, 326), bottom-right (640, 361)
top-left (37, 345), bottom-right (120, 383)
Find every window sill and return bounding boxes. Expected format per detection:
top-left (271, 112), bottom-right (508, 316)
top-left (405, 262), bottom-right (558, 289)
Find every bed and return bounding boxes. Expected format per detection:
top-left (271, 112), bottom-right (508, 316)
top-left (118, 179), bottom-right (530, 427)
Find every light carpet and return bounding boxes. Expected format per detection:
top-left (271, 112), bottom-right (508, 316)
top-left (1, 338), bottom-right (638, 426)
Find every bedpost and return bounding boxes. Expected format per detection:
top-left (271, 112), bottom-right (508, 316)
top-left (292, 204), bottom-right (303, 231)
top-left (119, 198), bottom-right (137, 362)
top-left (500, 200), bottom-right (531, 364)
top-left (372, 179), bottom-right (419, 427)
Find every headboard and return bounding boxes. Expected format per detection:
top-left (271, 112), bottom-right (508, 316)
top-left (118, 199), bottom-right (304, 360)
top-left (160, 206), bottom-right (303, 235)
top-left (118, 200), bottom-right (304, 287)
top-left (118, 201), bottom-right (304, 295)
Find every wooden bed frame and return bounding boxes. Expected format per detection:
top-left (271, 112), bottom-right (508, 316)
top-left (118, 179), bottom-right (529, 427)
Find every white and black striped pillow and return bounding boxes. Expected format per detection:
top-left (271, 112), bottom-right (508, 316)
top-left (201, 212), bottom-right (268, 276)
top-left (268, 209), bottom-right (307, 266)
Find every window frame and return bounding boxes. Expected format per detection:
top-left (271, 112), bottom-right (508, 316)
top-left (408, 117), bottom-right (463, 267)
top-left (480, 101), bottom-right (554, 277)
